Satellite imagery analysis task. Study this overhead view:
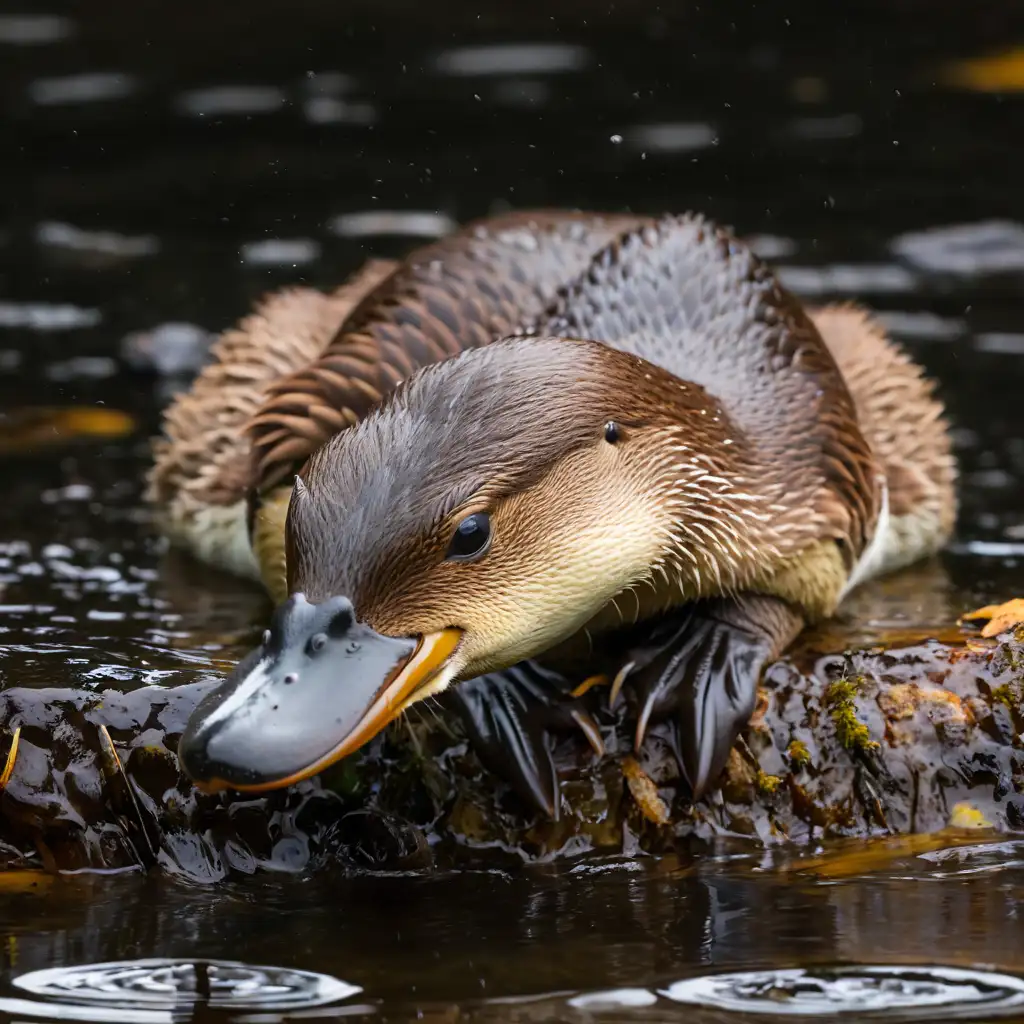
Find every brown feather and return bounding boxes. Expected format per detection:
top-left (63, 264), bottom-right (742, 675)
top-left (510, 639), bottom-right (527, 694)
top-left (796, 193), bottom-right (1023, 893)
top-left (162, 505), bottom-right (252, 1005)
top-left (248, 211), bottom-right (650, 492)
top-left (150, 212), bottom-right (955, 628)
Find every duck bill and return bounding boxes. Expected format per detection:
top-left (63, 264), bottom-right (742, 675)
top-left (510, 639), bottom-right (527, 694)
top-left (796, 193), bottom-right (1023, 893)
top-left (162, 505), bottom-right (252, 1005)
top-left (177, 593), bottom-right (462, 794)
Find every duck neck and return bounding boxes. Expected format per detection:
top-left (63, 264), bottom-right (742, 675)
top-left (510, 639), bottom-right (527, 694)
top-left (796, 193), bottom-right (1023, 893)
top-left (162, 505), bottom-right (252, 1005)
top-left (586, 415), bottom-right (848, 637)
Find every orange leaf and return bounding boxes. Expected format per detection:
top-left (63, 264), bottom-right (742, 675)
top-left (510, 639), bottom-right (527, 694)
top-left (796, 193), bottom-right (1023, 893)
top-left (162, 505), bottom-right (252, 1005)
top-left (622, 756), bottom-right (670, 826)
top-left (944, 47), bottom-right (1024, 92)
top-left (0, 407), bottom-right (135, 454)
top-left (0, 870), bottom-right (53, 894)
top-left (961, 598), bottom-right (1024, 638)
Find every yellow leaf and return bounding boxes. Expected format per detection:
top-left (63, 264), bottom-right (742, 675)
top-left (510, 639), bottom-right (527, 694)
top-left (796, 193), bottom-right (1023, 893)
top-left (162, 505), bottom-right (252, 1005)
top-left (0, 407), bottom-right (135, 454)
top-left (0, 871), bottom-right (52, 894)
top-left (948, 802), bottom-right (993, 830)
top-left (944, 48), bottom-right (1024, 92)
top-left (961, 598), bottom-right (1024, 638)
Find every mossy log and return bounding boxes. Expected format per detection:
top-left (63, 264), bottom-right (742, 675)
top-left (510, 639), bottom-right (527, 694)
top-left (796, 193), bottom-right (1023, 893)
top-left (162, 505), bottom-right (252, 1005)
top-left (1, 623), bottom-right (1022, 881)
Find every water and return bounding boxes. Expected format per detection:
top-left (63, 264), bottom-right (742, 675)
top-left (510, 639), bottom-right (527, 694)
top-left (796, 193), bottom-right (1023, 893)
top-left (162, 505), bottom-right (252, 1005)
top-left (2, 0), bottom-right (1024, 1020)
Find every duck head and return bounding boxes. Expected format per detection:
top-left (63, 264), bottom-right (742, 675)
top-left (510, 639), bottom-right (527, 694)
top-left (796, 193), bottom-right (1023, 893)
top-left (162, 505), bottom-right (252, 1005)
top-left (178, 335), bottom-right (747, 793)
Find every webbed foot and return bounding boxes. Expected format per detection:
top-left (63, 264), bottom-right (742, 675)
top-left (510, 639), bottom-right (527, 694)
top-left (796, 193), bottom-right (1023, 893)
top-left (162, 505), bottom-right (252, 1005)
top-left (446, 661), bottom-right (604, 820)
top-left (623, 595), bottom-right (804, 800)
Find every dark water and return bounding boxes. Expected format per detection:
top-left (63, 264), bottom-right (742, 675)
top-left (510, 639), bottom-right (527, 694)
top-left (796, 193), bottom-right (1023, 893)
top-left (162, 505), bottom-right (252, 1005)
top-left (2, 0), bottom-right (1024, 1020)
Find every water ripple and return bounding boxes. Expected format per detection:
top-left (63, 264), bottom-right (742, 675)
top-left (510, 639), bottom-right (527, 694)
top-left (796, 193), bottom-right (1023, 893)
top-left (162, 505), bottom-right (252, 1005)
top-left (622, 121), bottom-right (717, 153)
top-left (45, 357), bottom-right (119, 382)
top-left (778, 263), bottom-right (916, 296)
top-left (6, 958), bottom-right (361, 1020)
top-left (303, 96), bottom-right (376, 124)
top-left (303, 70), bottom-right (356, 94)
top-left (746, 234), bottom-right (799, 260)
top-left (876, 310), bottom-right (966, 342)
top-left (174, 85), bottom-right (287, 117)
top-left (0, 14), bottom-right (74, 45)
top-left (891, 220), bottom-right (1024, 276)
top-left (568, 987), bottom-right (659, 1009)
top-left (432, 42), bottom-right (589, 76)
top-left (328, 209), bottom-right (458, 238)
top-left (29, 72), bottom-right (136, 106)
top-left (975, 332), bottom-right (1024, 354)
top-left (659, 966), bottom-right (1024, 1017)
top-left (240, 238), bottom-right (321, 266)
top-left (121, 323), bottom-right (213, 376)
top-left (952, 539), bottom-right (1024, 558)
top-left (0, 302), bottom-right (101, 331)
top-left (36, 222), bottom-right (159, 260)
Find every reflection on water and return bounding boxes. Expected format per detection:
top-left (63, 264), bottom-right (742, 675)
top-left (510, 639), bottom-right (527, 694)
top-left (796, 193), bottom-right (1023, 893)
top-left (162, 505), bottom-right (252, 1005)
top-left (2, 0), bottom-right (1024, 1019)
top-left (4, 859), bottom-right (1024, 1021)
top-left (28, 72), bottom-right (137, 106)
top-left (7, 959), bottom-right (1024, 1021)
top-left (327, 210), bottom-right (460, 238)
top-left (0, 15), bottom-right (73, 45)
top-left (174, 86), bottom-right (288, 118)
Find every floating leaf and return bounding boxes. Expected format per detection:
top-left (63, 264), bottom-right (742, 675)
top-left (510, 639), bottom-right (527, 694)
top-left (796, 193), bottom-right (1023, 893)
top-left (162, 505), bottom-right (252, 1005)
top-left (0, 871), bottom-right (52, 894)
top-left (944, 48), bottom-right (1024, 92)
top-left (780, 832), bottom-right (993, 879)
top-left (0, 407), bottom-right (136, 454)
top-left (961, 598), bottom-right (1024, 638)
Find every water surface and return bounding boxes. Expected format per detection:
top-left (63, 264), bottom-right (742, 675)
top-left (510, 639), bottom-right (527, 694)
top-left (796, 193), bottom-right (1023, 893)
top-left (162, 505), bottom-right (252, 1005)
top-left (2, 1), bottom-right (1024, 1020)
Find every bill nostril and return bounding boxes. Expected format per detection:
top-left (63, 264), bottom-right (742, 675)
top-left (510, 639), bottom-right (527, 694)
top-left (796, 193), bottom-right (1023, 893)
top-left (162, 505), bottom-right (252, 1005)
top-left (327, 605), bottom-right (355, 638)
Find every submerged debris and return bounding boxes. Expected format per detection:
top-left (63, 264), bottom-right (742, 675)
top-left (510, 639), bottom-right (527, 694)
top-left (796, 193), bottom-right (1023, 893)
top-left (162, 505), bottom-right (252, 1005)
top-left (1, 620), bottom-right (1023, 879)
top-left (622, 756), bottom-right (671, 826)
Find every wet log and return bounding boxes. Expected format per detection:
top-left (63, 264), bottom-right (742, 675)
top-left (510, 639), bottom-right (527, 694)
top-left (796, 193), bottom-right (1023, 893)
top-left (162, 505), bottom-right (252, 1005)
top-left (1, 622), bottom-right (1022, 881)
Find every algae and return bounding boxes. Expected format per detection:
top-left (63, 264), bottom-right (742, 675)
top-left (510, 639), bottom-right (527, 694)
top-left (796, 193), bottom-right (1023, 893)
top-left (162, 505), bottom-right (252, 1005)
top-left (786, 740), bottom-right (811, 769)
top-left (825, 675), bottom-right (879, 753)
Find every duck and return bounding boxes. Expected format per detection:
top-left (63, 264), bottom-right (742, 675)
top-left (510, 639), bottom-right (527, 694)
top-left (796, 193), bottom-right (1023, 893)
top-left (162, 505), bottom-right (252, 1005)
top-left (148, 211), bottom-right (957, 819)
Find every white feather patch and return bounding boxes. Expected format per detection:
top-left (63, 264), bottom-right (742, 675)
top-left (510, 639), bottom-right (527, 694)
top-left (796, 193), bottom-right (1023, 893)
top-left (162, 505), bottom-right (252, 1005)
top-left (838, 475), bottom-right (890, 603)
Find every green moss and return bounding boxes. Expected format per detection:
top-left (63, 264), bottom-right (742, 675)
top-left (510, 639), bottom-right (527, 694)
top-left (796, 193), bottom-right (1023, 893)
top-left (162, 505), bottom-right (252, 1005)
top-left (825, 676), bottom-right (879, 753)
top-left (756, 771), bottom-right (782, 795)
top-left (992, 683), bottom-right (1022, 713)
top-left (998, 634), bottom-right (1024, 675)
top-left (786, 740), bottom-right (811, 769)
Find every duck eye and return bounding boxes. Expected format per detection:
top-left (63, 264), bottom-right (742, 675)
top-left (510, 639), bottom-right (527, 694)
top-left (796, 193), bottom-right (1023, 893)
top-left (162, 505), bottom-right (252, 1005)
top-left (446, 512), bottom-right (492, 562)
